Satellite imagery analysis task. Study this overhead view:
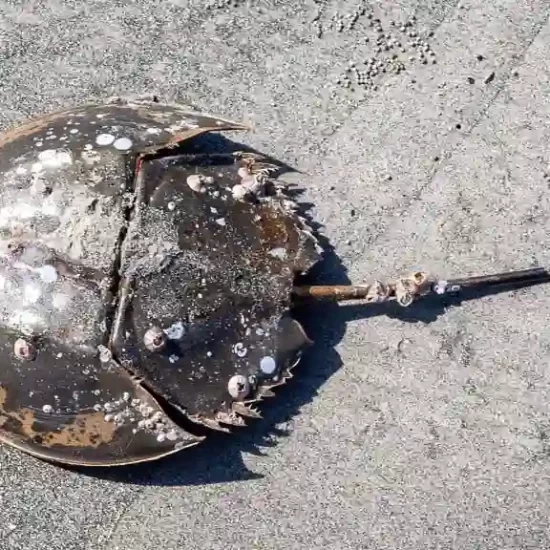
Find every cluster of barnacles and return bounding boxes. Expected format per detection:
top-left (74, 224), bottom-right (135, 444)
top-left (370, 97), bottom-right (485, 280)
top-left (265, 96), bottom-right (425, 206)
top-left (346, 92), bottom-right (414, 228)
top-left (94, 392), bottom-right (186, 442)
top-left (230, 151), bottom-right (287, 202)
top-left (189, 358), bottom-right (301, 433)
top-left (184, 151), bottom-right (290, 204)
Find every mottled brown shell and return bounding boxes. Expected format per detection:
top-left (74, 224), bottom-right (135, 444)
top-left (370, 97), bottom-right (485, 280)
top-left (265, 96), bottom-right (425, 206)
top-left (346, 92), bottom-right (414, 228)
top-left (0, 98), bottom-right (320, 466)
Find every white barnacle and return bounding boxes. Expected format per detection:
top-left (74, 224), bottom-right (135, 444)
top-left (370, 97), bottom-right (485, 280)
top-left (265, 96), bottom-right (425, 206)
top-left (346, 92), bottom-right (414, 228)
top-left (37, 265), bottom-right (58, 283)
top-left (95, 133), bottom-right (115, 146)
top-left (232, 184), bottom-right (248, 200)
top-left (187, 174), bottom-right (214, 193)
top-left (169, 354), bottom-right (179, 363)
top-left (113, 137), bottom-right (133, 150)
top-left (227, 374), bottom-right (250, 400)
top-left (215, 217), bottom-right (226, 227)
top-left (164, 321), bottom-right (185, 340)
top-left (38, 149), bottom-right (73, 169)
top-left (233, 342), bottom-right (248, 357)
top-left (98, 345), bottom-right (112, 363)
top-left (23, 285), bottom-right (41, 304)
top-left (434, 280), bottom-right (448, 294)
top-left (166, 429), bottom-right (179, 441)
top-left (140, 405), bottom-right (154, 418)
top-left (70, 128), bottom-right (79, 134)
top-left (42, 404), bottom-right (53, 414)
top-left (146, 127), bottom-right (162, 135)
top-left (260, 356), bottom-right (277, 375)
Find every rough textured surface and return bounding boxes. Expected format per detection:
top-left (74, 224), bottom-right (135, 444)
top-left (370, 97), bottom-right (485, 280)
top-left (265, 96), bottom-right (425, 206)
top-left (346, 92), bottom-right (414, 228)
top-left (1, 0), bottom-right (550, 548)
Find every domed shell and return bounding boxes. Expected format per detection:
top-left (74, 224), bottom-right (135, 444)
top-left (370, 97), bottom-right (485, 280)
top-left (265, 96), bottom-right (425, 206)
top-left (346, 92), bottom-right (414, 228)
top-left (0, 98), bottom-right (320, 465)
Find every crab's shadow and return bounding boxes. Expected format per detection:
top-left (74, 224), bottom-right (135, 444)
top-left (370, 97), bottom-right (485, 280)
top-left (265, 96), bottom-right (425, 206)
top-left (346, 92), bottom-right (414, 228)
top-left (61, 135), bottom-right (547, 486)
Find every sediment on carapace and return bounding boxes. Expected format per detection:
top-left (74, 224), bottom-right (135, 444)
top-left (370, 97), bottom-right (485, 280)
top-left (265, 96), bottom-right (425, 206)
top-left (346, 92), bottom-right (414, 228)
top-left (101, 154), bottom-right (141, 347)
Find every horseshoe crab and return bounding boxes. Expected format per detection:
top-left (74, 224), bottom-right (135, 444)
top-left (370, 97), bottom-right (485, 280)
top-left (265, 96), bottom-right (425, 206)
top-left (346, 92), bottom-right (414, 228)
top-left (0, 97), bottom-right (547, 467)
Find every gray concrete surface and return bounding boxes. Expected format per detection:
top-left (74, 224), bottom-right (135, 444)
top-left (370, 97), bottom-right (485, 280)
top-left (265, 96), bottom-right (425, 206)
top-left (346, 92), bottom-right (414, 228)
top-left (1, 0), bottom-right (550, 548)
